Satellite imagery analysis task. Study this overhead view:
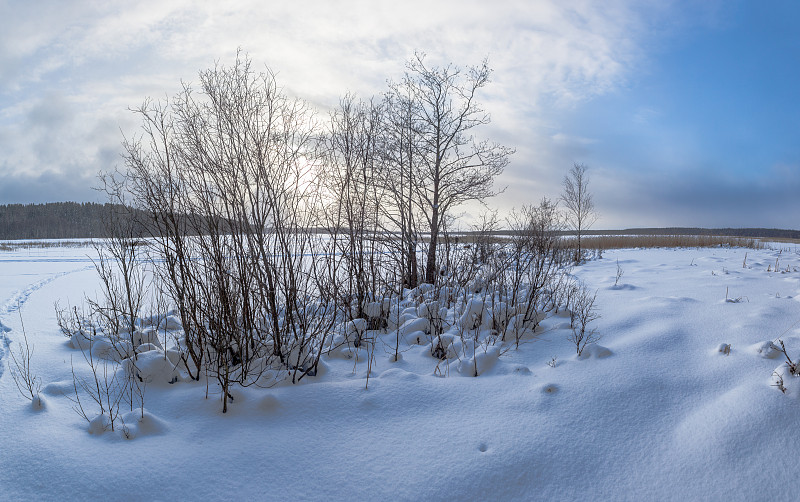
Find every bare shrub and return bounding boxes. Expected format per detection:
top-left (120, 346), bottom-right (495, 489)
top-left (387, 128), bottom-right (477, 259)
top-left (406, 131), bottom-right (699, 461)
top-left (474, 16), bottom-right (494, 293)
top-left (568, 283), bottom-right (601, 356)
top-left (776, 340), bottom-right (799, 375)
top-left (320, 94), bottom-right (393, 333)
top-left (120, 51), bottom-right (337, 411)
top-left (56, 302), bottom-right (134, 429)
top-left (503, 199), bottom-right (567, 347)
top-left (7, 310), bottom-right (42, 407)
top-left (69, 347), bottom-right (127, 432)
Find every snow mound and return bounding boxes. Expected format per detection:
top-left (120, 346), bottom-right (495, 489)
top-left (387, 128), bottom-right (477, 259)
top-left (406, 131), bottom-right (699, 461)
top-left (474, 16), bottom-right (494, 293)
top-left (398, 317), bottom-right (430, 340)
top-left (577, 343), bottom-right (612, 360)
top-left (90, 336), bottom-right (133, 361)
top-left (364, 299), bottom-right (391, 320)
top-left (771, 363), bottom-right (799, 394)
top-left (42, 380), bottom-right (74, 396)
top-left (88, 414), bottom-right (111, 435)
top-left (330, 318), bottom-right (367, 347)
top-left (459, 345), bottom-right (501, 376)
top-left (751, 340), bottom-right (781, 359)
top-left (394, 306), bottom-right (419, 328)
top-left (503, 312), bottom-right (545, 341)
top-left (287, 340), bottom-right (316, 371)
top-left (119, 409), bottom-right (169, 439)
top-left (403, 331), bottom-right (425, 345)
top-left (541, 383), bottom-right (559, 394)
top-left (458, 298), bottom-right (486, 330)
top-left (311, 359), bottom-right (330, 379)
top-left (68, 330), bottom-right (93, 350)
top-left (88, 336), bottom-right (113, 359)
top-left (131, 328), bottom-right (164, 350)
top-left (137, 314), bottom-right (163, 328)
top-left (327, 345), bottom-right (366, 361)
top-left (159, 315), bottom-right (183, 331)
top-left (124, 350), bottom-right (181, 385)
top-left (379, 367), bottom-right (419, 381)
top-left (417, 301), bottom-right (445, 321)
top-left (411, 283), bottom-right (435, 296)
top-left (431, 333), bottom-right (461, 360)
top-left (748, 340), bottom-right (781, 359)
top-left (30, 394), bottom-right (46, 411)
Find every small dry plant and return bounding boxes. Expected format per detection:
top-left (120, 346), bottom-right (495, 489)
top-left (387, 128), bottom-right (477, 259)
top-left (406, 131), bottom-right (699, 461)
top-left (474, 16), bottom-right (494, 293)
top-left (772, 371), bottom-right (787, 394)
top-left (776, 340), bottom-right (799, 376)
top-left (7, 309), bottom-right (43, 408)
top-left (568, 283), bottom-right (601, 356)
top-left (725, 287), bottom-right (748, 303)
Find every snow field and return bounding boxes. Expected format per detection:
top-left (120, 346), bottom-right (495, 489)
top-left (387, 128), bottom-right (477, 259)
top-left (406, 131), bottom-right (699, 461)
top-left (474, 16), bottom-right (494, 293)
top-left (1, 244), bottom-right (800, 500)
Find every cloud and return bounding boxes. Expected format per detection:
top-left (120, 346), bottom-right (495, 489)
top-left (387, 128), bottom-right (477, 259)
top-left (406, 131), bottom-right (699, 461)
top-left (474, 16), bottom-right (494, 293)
top-left (0, 168), bottom-right (101, 204)
top-left (594, 163), bottom-right (800, 229)
top-left (5, 0), bottom-right (721, 228)
top-left (1, 2), bottom-right (651, 164)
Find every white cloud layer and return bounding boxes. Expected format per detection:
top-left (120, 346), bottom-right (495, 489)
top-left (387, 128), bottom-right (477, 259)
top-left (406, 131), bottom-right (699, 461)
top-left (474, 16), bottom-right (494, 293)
top-left (4, 0), bottom-right (793, 229)
top-left (1, 0), bottom-right (649, 190)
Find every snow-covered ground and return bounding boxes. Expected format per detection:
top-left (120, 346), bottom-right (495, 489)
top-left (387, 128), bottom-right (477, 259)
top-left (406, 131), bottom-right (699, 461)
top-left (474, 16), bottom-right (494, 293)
top-left (2, 243), bottom-right (800, 500)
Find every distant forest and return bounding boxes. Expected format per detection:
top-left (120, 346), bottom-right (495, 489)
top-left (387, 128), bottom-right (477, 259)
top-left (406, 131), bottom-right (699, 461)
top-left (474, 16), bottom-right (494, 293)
top-left (581, 227), bottom-right (800, 239)
top-left (0, 202), bottom-right (134, 240)
top-left (0, 202), bottom-right (798, 241)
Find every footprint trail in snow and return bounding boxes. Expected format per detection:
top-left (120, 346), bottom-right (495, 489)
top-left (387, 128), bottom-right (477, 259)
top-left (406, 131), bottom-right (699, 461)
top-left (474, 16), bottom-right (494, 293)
top-left (0, 265), bottom-right (94, 376)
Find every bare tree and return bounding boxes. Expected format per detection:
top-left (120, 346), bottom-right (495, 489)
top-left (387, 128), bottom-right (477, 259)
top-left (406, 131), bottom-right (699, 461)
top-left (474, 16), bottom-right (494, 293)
top-left (561, 163), bottom-right (597, 263)
top-left (389, 52), bottom-right (513, 284)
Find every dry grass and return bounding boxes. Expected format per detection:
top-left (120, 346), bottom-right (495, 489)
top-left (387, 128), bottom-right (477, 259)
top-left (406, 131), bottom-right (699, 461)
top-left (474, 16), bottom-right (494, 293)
top-left (577, 234), bottom-right (766, 250)
top-left (759, 237), bottom-right (800, 245)
top-left (0, 240), bottom-right (95, 252)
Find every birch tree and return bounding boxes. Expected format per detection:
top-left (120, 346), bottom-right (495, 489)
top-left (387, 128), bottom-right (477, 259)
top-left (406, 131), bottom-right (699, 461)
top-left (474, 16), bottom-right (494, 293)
top-left (390, 53), bottom-right (513, 284)
top-left (561, 163), bottom-right (597, 263)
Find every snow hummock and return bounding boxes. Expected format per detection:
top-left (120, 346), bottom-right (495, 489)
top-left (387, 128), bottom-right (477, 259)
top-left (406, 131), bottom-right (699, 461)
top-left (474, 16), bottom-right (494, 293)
top-left (1, 243), bottom-right (800, 500)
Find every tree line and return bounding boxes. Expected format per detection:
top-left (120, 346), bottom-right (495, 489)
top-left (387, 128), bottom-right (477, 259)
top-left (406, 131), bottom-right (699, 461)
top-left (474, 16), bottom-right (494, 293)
top-left (581, 227), bottom-right (800, 239)
top-left (2, 202), bottom-right (793, 242)
top-left (0, 202), bottom-right (132, 239)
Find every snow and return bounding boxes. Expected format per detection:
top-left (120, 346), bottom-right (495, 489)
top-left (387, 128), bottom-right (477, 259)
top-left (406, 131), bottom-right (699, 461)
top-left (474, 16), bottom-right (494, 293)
top-left (1, 243), bottom-right (800, 500)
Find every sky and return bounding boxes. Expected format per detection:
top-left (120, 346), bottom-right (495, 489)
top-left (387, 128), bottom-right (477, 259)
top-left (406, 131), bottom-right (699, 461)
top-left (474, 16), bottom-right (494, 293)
top-left (0, 0), bottom-right (798, 229)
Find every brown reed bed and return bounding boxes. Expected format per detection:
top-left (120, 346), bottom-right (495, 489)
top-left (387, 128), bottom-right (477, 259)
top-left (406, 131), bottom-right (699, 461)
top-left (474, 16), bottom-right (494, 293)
top-left (0, 239), bottom-right (95, 252)
top-left (576, 234), bottom-right (766, 250)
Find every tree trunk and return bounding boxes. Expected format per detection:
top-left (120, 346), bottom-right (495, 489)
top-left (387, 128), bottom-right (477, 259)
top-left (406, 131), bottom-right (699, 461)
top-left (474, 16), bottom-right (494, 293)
top-left (425, 210), bottom-right (439, 284)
